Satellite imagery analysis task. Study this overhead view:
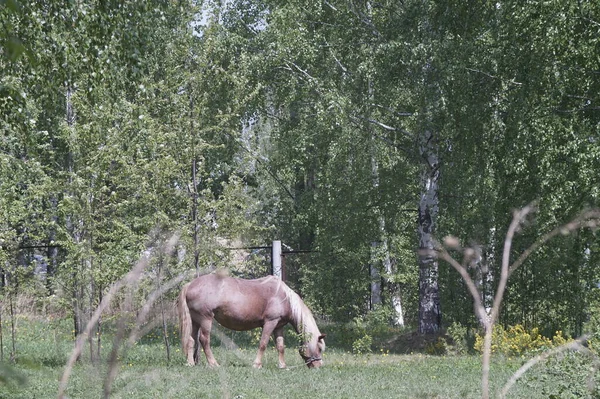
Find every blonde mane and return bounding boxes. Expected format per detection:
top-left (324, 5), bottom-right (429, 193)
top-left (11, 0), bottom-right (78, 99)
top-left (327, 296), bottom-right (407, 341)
top-left (276, 278), bottom-right (321, 351)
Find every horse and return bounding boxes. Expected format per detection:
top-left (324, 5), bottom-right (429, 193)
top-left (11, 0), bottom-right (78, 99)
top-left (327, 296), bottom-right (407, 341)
top-left (178, 273), bottom-right (326, 369)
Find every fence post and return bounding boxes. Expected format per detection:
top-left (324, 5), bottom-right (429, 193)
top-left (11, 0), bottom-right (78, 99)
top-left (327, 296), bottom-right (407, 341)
top-left (272, 240), bottom-right (282, 279)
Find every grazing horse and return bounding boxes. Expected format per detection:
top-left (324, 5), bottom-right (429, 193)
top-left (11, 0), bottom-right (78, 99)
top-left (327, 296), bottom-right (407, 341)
top-left (178, 273), bottom-right (325, 369)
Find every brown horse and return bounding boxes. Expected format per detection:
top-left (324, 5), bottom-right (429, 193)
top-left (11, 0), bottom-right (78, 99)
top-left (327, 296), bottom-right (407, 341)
top-left (178, 273), bottom-right (325, 369)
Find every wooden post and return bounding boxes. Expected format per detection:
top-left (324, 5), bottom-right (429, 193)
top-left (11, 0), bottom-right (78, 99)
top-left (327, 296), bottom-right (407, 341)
top-left (272, 240), bottom-right (282, 279)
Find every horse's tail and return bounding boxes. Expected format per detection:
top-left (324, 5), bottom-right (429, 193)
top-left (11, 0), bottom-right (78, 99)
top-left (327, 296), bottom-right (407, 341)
top-left (178, 282), bottom-right (194, 365)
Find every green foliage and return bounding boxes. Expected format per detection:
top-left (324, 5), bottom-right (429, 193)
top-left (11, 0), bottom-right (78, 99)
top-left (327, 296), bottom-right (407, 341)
top-left (352, 334), bottom-right (373, 355)
top-left (0, 362), bottom-right (27, 388)
top-left (446, 322), bottom-right (476, 355)
top-left (325, 306), bottom-right (401, 354)
top-left (0, 0), bottom-right (599, 348)
top-left (424, 337), bottom-right (448, 356)
top-left (583, 292), bottom-right (600, 354)
top-left (524, 352), bottom-right (600, 399)
top-left (474, 325), bottom-right (570, 357)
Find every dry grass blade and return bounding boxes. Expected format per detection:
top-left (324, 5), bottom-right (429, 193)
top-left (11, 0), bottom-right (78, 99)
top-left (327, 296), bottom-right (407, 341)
top-left (103, 232), bottom-right (180, 398)
top-left (57, 254), bottom-right (150, 399)
top-left (126, 269), bottom-right (196, 346)
top-left (57, 232), bottom-right (180, 399)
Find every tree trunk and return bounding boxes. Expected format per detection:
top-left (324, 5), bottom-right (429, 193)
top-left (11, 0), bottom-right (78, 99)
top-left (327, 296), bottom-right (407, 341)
top-left (46, 196), bottom-right (59, 295)
top-left (368, 65), bottom-right (404, 325)
top-left (370, 242), bottom-right (382, 309)
top-left (65, 81), bottom-right (85, 345)
top-left (417, 130), bottom-right (441, 334)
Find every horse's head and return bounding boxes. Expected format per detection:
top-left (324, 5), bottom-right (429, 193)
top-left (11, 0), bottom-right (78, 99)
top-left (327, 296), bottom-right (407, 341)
top-left (300, 334), bottom-right (326, 368)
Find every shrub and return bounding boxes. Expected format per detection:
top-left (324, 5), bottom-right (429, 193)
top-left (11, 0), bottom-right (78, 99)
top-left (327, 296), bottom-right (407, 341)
top-left (446, 322), bottom-right (473, 355)
top-left (524, 351), bottom-right (600, 398)
top-left (352, 334), bottom-right (373, 355)
top-left (584, 298), bottom-right (600, 354)
top-left (474, 324), bottom-right (570, 356)
top-left (425, 337), bottom-right (447, 355)
top-left (347, 306), bottom-right (396, 354)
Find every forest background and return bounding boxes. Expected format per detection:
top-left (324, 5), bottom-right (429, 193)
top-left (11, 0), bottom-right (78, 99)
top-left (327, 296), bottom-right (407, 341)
top-left (1, 0), bottom-right (600, 364)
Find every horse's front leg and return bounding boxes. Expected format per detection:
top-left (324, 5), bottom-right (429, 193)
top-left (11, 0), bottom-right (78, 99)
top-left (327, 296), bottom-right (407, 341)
top-left (253, 320), bottom-right (278, 369)
top-left (273, 326), bottom-right (286, 369)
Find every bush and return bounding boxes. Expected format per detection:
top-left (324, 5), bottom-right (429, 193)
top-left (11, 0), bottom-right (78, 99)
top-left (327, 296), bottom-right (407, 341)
top-left (346, 306), bottom-right (396, 354)
top-left (446, 322), bottom-right (474, 355)
top-left (352, 334), bottom-right (373, 355)
top-left (524, 351), bottom-right (600, 398)
top-left (425, 337), bottom-right (447, 355)
top-left (474, 324), bottom-right (570, 356)
top-left (584, 299), bottom-right (600, 354)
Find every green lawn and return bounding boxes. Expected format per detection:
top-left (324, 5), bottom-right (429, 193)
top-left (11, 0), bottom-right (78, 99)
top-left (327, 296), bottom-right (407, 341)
top-left (0, 319), bottom-right (595, 398)
top-left (1, 351), bottom-right (525, 399)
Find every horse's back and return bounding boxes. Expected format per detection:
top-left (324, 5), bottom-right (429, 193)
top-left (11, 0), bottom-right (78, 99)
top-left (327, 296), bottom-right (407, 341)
top-left (185, 274), bottom-right (288, 330)
top-left (187, 274), bottom-right (279, 298)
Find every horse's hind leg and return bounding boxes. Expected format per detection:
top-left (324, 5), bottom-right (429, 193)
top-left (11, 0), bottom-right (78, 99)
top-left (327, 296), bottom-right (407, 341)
top-left (185, 323), bottom-right (199, 366)
top-left (192, 323), bottom-right (200, 365)
top-left (199, 317), bottom-right (219, 367)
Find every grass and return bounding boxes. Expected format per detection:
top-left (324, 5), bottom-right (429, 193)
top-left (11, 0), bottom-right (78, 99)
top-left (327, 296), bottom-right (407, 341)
top-left (0, 318), bottom-right (595, 399)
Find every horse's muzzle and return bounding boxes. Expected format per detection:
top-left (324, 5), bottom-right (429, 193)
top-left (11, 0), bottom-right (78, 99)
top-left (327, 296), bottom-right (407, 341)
top-left (305, 356), bottom-right (323, 368)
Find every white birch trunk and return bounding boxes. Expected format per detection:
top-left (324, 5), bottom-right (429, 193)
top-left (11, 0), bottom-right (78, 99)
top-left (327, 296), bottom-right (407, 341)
top-left (416, 7), bottom-right (442, 332)
top-left (371, 141), bottom-right (404, 326)
top-left (417, 129), bottom-right (441, 334)
top-left (370, 242), bottom-right (382, 308)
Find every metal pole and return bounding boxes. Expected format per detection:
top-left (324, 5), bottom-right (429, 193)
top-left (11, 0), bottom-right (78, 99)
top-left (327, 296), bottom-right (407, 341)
top-left (272, 240), bottom-right (282, 279)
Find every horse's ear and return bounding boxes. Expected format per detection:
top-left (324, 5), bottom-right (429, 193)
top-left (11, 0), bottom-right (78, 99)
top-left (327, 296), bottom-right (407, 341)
top-left (318, 334), bottom-right (326, 341)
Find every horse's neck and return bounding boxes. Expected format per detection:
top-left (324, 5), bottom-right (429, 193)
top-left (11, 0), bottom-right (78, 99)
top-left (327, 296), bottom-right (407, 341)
top-left (291, 304), bottom-right (318, 341)
top-left (279, 282), bottom-right (319, 341)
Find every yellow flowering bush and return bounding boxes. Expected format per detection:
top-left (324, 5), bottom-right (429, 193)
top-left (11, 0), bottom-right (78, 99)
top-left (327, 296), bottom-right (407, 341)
top-left (474, 324), bottom-right (570, 356)
top-left (352, 334), bottom-right (373, 355)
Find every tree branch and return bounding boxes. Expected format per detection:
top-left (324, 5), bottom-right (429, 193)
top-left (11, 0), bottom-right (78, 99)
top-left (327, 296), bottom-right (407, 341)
top-left (435, 206), bottom-right (600, 399)
top-left (508, 208), bottom-right (600, 277)
top-left (425, 245), bottom-right (488, 325)
top-left (466, 67), bottom-right (522, 86)
top-left (284, 60), bottom-right (316, 81)
top-left (369, 103), bottom-right (413, 117)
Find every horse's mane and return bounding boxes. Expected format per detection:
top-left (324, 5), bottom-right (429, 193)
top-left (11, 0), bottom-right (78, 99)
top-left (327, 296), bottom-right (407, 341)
top-left (275, 278), bottom-right (320, 343)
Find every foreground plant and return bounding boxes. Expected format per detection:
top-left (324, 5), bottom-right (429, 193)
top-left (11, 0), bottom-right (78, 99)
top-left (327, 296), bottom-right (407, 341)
top-left (430, 205), bottom-right (600, 399)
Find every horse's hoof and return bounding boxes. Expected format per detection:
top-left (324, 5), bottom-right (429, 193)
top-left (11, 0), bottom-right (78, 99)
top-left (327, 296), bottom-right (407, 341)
top-left (277, 363), bottom-right (286, 369)
top-left (252, 363), bottom-right (262, 369)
